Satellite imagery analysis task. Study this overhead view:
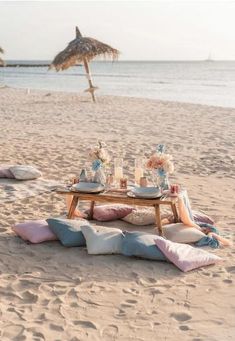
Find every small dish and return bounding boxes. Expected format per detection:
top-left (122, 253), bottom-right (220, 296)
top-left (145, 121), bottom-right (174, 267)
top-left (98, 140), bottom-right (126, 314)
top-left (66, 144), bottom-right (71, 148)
top-left (127, 191), bottom-right (136, 198)
top-left (131, 186), bottom-right (162, 198)
top-left (127, 190), bottom-right (162, 199)
top-left (70, 182), bottom-right (105, 193)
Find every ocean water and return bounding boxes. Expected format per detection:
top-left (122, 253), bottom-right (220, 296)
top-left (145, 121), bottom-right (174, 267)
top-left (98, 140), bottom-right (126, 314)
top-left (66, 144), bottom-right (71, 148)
top-left (1, 60), bottom-right (235, 108)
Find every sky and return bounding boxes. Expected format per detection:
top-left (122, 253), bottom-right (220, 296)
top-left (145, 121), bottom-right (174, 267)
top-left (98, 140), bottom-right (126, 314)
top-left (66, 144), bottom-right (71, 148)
top-left (0, 0), bottom-right (235, 60)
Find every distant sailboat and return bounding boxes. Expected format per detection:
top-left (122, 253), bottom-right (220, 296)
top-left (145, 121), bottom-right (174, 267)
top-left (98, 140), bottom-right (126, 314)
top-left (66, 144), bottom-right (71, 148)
top-left (205, 52), bottom-right (214, 62)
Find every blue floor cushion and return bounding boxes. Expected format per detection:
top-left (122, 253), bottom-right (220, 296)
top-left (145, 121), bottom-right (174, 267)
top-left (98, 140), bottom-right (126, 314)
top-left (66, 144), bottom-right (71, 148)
top-left (121, 231), bottom-right (167, 261)
top-left (46, 218), bottom-right (87, 247)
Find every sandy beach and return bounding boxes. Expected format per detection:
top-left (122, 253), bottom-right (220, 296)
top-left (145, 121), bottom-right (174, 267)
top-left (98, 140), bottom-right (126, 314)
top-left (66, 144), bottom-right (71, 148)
top-left (0, 87), bottom-right (235, 340)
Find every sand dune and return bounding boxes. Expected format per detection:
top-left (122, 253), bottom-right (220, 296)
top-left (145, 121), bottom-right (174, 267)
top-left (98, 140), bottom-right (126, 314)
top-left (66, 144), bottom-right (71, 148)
top-left (0, 88), bottom-right (234, 340)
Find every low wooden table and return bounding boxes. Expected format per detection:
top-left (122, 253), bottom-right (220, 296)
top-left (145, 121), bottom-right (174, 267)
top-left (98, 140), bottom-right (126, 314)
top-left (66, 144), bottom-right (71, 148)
top-left (56, 189), bottom-right (179, 236)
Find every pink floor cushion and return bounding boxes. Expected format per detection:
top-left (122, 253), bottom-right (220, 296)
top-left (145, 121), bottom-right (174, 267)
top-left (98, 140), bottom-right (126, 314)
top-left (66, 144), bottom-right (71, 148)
top-left (89, 205), bottom-right (133, 221)
top-left (0, 166), bottom-right (15, 179)
top-left (12, 220), bottom-right (58, 244)
top-left (192, 210), bottom-right (215, 225)
top-left (155, 236), bottom-right (222, 272)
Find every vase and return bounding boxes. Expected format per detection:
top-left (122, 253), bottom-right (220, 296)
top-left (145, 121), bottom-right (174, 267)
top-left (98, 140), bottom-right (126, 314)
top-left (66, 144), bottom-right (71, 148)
top-left (152, 169), bottom-right (170, 191)
top-left (93, 167), bottom-right (106, 185)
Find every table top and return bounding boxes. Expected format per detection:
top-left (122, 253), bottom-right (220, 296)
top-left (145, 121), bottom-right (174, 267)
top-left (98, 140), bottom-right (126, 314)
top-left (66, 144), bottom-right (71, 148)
top-left (56, 187), bottom-right (178, 206)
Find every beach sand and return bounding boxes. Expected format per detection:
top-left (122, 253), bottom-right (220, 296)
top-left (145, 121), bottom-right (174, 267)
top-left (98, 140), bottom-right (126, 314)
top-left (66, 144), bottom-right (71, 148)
top-left (0, 87), bottom-right (234, 340)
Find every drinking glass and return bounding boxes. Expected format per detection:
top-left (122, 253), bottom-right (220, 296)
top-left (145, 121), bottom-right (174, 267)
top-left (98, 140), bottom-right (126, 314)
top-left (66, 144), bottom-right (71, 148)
top-left (134, 158), bottom-right (144, 185)
top-left (114, 158), bottom-right (123, 184)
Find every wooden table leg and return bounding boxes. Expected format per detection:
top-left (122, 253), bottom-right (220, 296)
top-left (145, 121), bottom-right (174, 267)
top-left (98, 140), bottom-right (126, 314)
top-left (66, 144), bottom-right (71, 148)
top-left (67, 196), bottom-right (79, 219)
top-left (171, 202), bottom-right (179, 223)
top-left (154, 204), bottom-right (163, 236)
top-left (89, 201), bottom-right (95, 220)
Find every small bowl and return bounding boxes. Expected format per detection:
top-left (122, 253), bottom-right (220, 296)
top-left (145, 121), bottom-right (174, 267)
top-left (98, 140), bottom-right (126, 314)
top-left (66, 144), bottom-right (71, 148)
top-left (131, 186), bottom-right (162, 198)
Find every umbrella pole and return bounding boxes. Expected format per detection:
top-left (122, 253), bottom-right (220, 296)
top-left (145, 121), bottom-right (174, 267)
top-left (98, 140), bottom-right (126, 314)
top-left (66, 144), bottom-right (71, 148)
top-left (83, 58), bottom-right (96, 102)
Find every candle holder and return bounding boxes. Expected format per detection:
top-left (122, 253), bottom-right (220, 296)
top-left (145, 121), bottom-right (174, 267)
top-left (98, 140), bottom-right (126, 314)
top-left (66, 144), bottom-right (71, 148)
top-left (134, 158), bottom-right (144, 186)
top-left (114, 158), bottom-right (123, 186)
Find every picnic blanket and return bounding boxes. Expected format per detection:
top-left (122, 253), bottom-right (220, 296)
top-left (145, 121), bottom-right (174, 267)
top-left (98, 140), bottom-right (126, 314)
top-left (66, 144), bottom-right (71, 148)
top-left (0, 178), bottom-right (60, 203)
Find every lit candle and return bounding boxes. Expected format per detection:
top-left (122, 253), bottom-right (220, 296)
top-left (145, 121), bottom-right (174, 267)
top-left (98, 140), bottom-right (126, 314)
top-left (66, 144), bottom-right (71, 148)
top-left (114, 158), bottom-right (124, 185)
top-left (114, 166), bottom-right (123, 181)
top-left (135, 167), bottom-right (143, 185)
top-left (134, 158), bottom-right (144, 185)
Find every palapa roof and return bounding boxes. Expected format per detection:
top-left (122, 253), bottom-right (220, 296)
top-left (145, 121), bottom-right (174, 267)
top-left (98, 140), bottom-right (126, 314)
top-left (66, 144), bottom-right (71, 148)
top-left (50, 26), bottom-right (120, 71)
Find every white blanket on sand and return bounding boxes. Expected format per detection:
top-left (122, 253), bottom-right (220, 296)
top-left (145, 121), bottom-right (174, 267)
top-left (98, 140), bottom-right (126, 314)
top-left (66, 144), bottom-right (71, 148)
top-left (0, 178), bottom-right (60, 203)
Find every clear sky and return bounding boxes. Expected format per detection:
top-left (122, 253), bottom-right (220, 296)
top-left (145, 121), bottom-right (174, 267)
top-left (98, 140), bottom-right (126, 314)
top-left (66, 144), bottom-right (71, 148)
top-left (0, 0), bottom-right (235, 60)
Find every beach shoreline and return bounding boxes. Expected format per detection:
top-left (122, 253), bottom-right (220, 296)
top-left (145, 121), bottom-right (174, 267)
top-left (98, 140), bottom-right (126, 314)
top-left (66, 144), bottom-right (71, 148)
top-left (0, 87), bottom-right (234, 340)
top-left (1, 59), bottom-right (235, 108)
top-left (2, 84), bottom-right (235, 110)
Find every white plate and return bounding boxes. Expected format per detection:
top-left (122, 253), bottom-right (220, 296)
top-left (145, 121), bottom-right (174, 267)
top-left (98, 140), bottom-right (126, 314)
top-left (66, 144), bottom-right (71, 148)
top-left (127, 190), bottom-right (162, 199)
top-left (70, 182), bottom-right (105, 193)
top-left (131, 186), bottom-right (162, 198)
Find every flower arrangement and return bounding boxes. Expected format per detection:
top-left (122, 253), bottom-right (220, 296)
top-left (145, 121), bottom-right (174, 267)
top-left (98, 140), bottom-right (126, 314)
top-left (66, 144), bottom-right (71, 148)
top-left (88, 141), bottom-right (111, 171)
top-left (146, 144), bottom-right (174, 175)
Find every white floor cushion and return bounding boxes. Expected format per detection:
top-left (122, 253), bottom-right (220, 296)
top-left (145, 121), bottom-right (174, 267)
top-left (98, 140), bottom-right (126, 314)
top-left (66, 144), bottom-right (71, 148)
top-left (81, 225), bottom-right (124, 255)
top-left (163, 223), bottom-right (205, 243)
top-left (10, 165), bottom-right (42, 180)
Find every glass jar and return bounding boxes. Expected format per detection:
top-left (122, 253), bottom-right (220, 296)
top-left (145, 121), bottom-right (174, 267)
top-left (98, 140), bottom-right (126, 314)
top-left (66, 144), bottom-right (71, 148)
top-left (114, 158), bottom-right (123, 183)
top-left (134, 158), bottom-right (144, 185)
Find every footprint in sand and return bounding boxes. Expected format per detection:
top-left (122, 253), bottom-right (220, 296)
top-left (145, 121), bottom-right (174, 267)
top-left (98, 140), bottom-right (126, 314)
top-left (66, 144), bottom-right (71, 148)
top-left (21, 290), bottom-right (38, 304)
top-left (179, 325), bottom-right (190, 331)
top-left (171, 312), bottom-right (192, 322)
top-left (73, 320), bottom-right (97, 329)
top-left (226, 266), bottom-right (235, 274)
top-left (2, 324), bottom-right (25, 340)
top-left (125, 299), bottom-right (138, 304)
top-left (14, 279), bottom-right (40, 292)
top-left (148, 288), bottom-right (164, 295)
top-left (41, 299), bottom-right (50, 306)
top-left (101, 324), bottom-right (119, 338)
top-left (121, 299), bottom-right (138, 308)
top-left (147, 277), bottom-right (158, 284)
top-left (32, 331), bottom-right (45, 339)
top-left (115, 309), bottom-right (126, 317)
top-left (49, 323), bottom-right (64, 332)
top-left (223, 279), bottom-right (233, 284)
top-left (122, 288), bottom-right (139, 295)
top-left (7, 307), bottom-right (25, 321)
top-left (130, 271), bottom-right (139, 278)
top-left (165, 297), bottom-right (175, 303)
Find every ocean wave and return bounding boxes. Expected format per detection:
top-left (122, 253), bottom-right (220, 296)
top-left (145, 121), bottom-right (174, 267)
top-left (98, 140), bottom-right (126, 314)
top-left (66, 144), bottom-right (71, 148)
top-left (201, 83), bottom-right (227, 87)
top-left (152, 81), bottom-right (171, 84)
top-left (1, 70), bottom-right (141, 79)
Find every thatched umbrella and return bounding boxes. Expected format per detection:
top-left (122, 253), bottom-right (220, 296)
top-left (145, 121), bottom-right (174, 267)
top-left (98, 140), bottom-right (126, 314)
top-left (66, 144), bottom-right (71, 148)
top-left (50, 26), bottom-right (119, 102)
top-left (0, 47), bottom-right (5, 66)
